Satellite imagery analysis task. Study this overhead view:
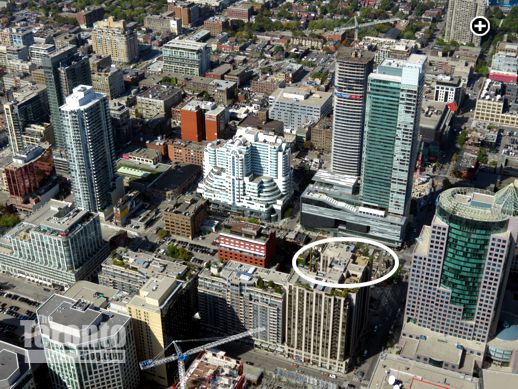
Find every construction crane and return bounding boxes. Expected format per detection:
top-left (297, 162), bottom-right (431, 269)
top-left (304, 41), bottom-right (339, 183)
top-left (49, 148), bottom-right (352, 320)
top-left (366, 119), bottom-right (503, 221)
top-left (342, 16), bottom-right (401, 41)
top-left (140, 327), bottom-right (265, 389)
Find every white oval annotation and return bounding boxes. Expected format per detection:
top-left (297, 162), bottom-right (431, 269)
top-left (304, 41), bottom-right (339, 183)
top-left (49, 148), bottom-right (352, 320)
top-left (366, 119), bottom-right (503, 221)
top-left (291, 236), bottom-right (400, 289)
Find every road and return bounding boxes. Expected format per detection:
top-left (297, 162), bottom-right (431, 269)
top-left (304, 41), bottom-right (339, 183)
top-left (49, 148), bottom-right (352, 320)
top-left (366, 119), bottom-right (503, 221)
top-left (222, 343), bottom-right (356, 387)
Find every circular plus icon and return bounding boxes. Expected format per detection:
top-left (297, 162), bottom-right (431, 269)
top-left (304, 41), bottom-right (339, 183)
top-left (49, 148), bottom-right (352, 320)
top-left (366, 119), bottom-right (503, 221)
top-left (470, 16), bottom-right (491, 37)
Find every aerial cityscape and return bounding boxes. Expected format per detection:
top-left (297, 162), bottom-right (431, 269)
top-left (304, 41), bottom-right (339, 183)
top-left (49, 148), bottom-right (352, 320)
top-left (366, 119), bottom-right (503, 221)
top-left (0, 0), bottom-right (517, 388)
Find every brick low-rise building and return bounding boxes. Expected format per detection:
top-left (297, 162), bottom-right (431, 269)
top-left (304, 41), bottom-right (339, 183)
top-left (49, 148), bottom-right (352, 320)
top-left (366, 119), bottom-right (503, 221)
top-left (163, 196), bottom-right (208, 239)
top-left (167, 140), bottom-right (205, 166)
top-left (218, 222), bottom-right (276, 268)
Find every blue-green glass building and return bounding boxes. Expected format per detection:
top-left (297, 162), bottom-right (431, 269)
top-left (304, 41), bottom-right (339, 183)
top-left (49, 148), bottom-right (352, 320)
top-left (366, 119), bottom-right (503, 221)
top-left (361, 55), bottom-right (425, 216)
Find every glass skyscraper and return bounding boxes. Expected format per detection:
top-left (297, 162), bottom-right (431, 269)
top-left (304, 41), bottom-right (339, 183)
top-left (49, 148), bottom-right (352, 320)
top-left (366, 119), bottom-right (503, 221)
top-left (41, 45), bottom-right (92, 150)
top-left (361, 54), bottom-right (425, 216)
top-left (405, 183), bottom-right (518, 343)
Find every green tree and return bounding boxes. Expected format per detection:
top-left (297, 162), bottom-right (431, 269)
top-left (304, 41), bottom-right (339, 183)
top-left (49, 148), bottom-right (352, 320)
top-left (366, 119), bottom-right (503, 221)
top-left (0, 213), bottom-right (20, 227)
top-left (477, 148), bottom-right (488, 164)
top-left (456, 129), bottom-right (468, 147)
top-left (157, 229), bottom-right (169, 240)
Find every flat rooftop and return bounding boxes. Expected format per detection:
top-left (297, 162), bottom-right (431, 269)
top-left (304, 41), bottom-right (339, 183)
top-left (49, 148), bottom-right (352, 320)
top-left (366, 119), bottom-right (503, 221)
top-left (202, 260), bottom-right (290, 287)
top-left (270, 87), bottom-right (332, 109)
top-left (37, 295), bottom-right (130, 344)
top-left (64, 280), bottom-right (121, 309)
top-left (138, 84), bottom-right (181, 100)
top-left (128, 277), bottom-right (185, 311)
top-left (368, 353), bottom-right (479, 389)
top-left (289, 242), bottom-right (369, 292)
top-left (164, 196), bottom-right (206, 217)
top-left (336, 47), bottom-right (375, 63)
top-left (104, 247), bottom-right (189, 282)
top-left (0, 341), bottom-right (31, 388)
top-left (164, 39), bottom-right (208, 51)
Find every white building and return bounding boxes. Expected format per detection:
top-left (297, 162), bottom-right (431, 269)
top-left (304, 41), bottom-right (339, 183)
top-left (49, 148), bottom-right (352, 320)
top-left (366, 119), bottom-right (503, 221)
top-left (434, 75), bottom-right (463, 104)
top-left (162, 39), bottom-right (210, 76)
top-left (37, 295), bottom-right (140, 389)
top-left (198, 128), bottom-right (292, 221)
top-left (0, 199), bottom-right (108, 287)
top-left (61, 85), bottom-right (122, 214)
top-left (269, 87), bottom-right (332, 133)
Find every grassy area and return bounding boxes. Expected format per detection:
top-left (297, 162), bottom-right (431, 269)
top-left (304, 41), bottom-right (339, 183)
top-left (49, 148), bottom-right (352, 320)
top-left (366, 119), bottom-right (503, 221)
top-left (0, 209), bottom-right (20, 228)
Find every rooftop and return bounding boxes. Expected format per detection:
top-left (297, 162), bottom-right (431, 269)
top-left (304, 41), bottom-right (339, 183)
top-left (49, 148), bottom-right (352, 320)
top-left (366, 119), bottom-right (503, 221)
top-left (0, 341), bottom-right (31, 388)
top-left (64, 281), bottom-right (122, 309)
top-left (438, 182), bottom-right (518, 222)
top-left (289, 242), bottom-right (370, 292)
top-left (202, 260), bottom-right (290, 288)
top-left (128, 277), bottom-right (184, 311)
top-left (270, 87), bottom-right (332, 109)
top-left (104, 247), bottom-right (189, 283)
top-left (138, 84), bottom-right (182, 100)
top-left (368, 353), bottom-right (479, 389)
top-left (37, 295), bottom-right (130, 345)
top-left (164, 39), bottom-right (208, 51)
top-left (185, 350), bottom-right (244, 389)
top-left (336, 47), bottom-right (375, 63)
top-left (163, 196), bottom-right (207, 217)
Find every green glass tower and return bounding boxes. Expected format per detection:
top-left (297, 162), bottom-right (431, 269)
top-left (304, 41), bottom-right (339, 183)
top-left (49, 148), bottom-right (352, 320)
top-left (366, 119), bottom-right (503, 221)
top-left (361, 55), bottom-right (425, 216)
top-left (405, 183), bottom-right (518, 343)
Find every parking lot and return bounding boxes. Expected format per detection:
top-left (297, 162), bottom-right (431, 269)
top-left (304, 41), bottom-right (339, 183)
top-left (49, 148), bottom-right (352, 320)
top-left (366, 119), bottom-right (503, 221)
top-left (0, 289), bottom-right (41, 346)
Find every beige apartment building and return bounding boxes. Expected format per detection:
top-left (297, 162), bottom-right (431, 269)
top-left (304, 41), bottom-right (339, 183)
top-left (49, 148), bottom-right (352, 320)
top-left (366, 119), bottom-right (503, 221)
top-left (91, 17), bottom-right (139, 64)
top-left (127, 276), bottom-right (197, 387)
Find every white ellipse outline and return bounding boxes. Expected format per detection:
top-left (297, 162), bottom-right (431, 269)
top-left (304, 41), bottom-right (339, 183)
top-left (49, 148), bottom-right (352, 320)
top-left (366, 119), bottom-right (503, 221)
top-left (292, 236), bottom-right (400, 289)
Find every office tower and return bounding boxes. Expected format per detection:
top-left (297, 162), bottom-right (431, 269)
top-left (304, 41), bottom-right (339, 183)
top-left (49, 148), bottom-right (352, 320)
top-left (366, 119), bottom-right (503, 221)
top-left (285, 243), bottom-right (370, 372)
top-left (91, 17), bottom-right (139, 64)
top-left (4, 84), bottom-right (49, 153)
top-left (404, 184), bottom-right (518, 344)
top-left (127, 277), bottom-right (197, 387)
top-left (331, 47), bottom-right (374, 176)
top-left (361, 54), bottom-right (425, 217)
top-left (444, 0), bottom-right (487, 46)
top-left (198, 128), bottom-right (292, 221)
top-left (42, 45), bottom-right (92, 149)
top-left (60, 85), bottom-right (120, 213)
top-left (162, 39), bottom-right (210, 76)
top-left (268, 87), bottom-right (333, 132)
top-left (198, 260), bottom-right (288, 352)
top-left (0, 199), bottom-right (108, 287)
top-left (37, 295), bottom-right (140, 389)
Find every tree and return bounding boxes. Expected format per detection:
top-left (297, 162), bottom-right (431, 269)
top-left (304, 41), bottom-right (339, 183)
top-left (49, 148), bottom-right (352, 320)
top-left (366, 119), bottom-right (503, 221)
top-left (157, 229), bottom-right (169, 240)
top-left (167, 244), bottom-right (192, 261)
top-left (477, 148), bottom-right (489, 164)
top-left (0, 213), bottom-right (20, 228)
top-left (442, 178), bottom-right (452, 190)
top-left (456, 129), bottom-right (468, 147)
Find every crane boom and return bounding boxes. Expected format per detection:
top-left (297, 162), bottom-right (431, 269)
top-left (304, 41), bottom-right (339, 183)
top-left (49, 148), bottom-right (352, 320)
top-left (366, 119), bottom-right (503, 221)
top-left (139, 327), bottom-right (265, 370)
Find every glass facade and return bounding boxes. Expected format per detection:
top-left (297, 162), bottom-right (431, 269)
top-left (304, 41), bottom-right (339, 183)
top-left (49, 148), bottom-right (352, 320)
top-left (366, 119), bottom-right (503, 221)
top-left (362, 78), bottom-right (400, 210)
top-left (437, 206), bottom-right (507, 320)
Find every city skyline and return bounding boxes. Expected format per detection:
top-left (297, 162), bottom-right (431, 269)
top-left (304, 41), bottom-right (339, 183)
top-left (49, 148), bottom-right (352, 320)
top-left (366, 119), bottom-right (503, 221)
top-left (0, 2), bottom-right (517, 389)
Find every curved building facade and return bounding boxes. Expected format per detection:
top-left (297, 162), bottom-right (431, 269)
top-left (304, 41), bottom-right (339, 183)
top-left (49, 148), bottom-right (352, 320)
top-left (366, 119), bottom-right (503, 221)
top-left (405, 183), bottom-right (518, 343)
top-left (198, 128), bottom-right (292, 221)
